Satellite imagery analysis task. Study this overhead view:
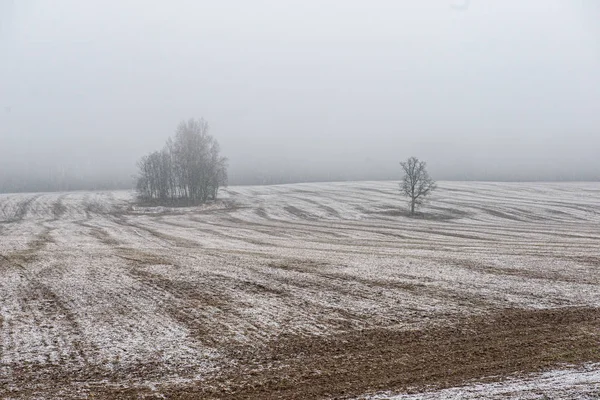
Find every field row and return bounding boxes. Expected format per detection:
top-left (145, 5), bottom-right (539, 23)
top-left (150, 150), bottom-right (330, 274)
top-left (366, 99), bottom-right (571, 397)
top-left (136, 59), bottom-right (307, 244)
top-left (0, 181), bottom-right (599, 398)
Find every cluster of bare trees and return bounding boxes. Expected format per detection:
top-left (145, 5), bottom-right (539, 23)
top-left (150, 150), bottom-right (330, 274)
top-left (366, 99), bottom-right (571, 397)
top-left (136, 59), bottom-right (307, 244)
top-left (136, 119), bottom-right (227, 204)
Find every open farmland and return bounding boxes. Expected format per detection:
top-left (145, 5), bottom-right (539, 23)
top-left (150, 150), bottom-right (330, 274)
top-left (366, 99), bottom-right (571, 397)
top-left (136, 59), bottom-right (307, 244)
top-left (0, 181), bottom-right (599, 399)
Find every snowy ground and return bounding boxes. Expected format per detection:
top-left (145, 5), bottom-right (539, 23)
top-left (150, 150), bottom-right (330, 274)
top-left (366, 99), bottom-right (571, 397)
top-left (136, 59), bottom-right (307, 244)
top-left (365, 363), bottom-right (600, 400)
top-left (0, 181), bottom-right (599, 398)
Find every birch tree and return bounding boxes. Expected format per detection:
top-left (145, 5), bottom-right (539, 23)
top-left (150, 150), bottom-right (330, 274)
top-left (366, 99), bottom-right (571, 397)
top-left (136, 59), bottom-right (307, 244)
top-left (136, 118), bottom-right (228, 204)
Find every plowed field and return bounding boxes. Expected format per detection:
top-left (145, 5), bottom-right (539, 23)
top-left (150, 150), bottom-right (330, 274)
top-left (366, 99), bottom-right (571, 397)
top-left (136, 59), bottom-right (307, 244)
top-left (1, 182), bottom-right (599, 398)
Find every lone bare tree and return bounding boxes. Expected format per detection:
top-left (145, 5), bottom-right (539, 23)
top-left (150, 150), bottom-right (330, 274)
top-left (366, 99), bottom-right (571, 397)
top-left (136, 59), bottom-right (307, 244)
top-left (400, 157), bottom-right (436, 215)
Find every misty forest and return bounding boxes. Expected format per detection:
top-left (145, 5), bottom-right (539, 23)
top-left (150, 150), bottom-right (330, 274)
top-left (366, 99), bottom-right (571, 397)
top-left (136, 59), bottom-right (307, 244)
top-left (1, 1), bottom-right (599, 399)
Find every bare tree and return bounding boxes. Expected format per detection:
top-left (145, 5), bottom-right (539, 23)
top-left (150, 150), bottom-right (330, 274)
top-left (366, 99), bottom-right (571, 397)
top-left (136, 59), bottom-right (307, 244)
top-left (399, 157), bottom-right (436, 215)
top-left (136, 118), bottom-right (228, 205)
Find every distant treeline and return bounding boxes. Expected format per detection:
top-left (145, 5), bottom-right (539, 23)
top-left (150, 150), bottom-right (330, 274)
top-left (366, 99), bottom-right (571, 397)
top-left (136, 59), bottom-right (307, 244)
top-left (1, 151), bottom-right (599, 195)
top-left (135, 119), bottom-right (228, 205)
top-left (228, 170), bottom-right (396, 186)
top-left (0, 170), bottom-right (132, 193)
top-left (1, 168), bottom-right (598, 195)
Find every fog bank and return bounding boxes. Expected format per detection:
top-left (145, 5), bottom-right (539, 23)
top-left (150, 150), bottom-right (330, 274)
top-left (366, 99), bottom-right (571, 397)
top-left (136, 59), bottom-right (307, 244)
top-left (1, 0), bottom-right (599, 192)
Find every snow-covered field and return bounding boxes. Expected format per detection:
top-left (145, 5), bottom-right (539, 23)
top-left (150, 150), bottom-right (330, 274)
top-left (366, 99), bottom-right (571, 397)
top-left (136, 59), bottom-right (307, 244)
top-left (366, 363), bottom-right (600, 400)
top-left (0, 181), bottom-right (599, 399)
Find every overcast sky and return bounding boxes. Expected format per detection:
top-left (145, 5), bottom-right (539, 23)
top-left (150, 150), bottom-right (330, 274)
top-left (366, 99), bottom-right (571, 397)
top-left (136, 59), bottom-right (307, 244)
top-left (1, 0), bottom-right (599, 186)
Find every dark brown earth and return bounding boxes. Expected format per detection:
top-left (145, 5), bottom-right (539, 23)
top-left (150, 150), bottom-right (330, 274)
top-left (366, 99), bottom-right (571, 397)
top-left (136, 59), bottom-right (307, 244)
top-left (90, 307), bottom-right (600, 399)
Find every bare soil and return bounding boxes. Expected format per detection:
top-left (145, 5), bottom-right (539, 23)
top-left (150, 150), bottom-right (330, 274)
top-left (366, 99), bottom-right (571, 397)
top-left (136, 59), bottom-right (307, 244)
top-left (0, 182), bottom-right (599, 399)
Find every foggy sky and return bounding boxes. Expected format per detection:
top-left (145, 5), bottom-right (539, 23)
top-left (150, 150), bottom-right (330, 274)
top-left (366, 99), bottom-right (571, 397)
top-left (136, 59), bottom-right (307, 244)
top-left (1, 0), bottom-right (599, 189)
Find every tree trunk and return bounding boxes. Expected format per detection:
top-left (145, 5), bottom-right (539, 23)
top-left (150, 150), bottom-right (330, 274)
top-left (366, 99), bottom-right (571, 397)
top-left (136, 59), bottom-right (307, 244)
top-left (411, 200), bottom-right (415, 215)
